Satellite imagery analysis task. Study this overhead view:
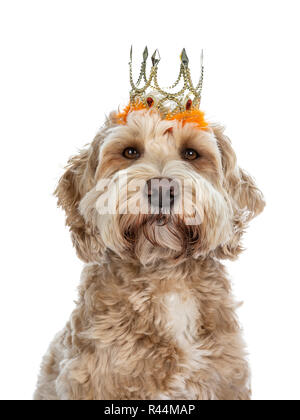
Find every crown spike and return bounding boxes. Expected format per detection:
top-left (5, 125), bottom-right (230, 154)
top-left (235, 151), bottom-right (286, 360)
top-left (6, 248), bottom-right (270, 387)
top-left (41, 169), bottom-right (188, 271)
top-left (130, 45), bottom-right (133, 61)
top-left (143, 46), bottom-right (149, 62)
top-left (151, 49), bottom-right (161, 66)
top-left (196, 49), bottom-right (204, 93)
top-left (181, 48), bottom-right (189, 66)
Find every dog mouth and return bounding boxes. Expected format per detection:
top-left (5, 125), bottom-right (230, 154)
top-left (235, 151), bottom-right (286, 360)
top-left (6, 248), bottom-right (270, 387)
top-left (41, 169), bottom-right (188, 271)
top-left (122, 211), bottom-right (202, 258)
top-left (123, 213), bottom-right (174, 240)
top-left (147, 211), bottom-right (173, 226)
top-left (156, 215), bottom-right (169, 226)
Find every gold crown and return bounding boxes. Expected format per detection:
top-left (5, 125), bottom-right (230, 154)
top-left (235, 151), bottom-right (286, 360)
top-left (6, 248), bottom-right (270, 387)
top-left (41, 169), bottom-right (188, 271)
top-left (129, 47), bottom-right (204, 115)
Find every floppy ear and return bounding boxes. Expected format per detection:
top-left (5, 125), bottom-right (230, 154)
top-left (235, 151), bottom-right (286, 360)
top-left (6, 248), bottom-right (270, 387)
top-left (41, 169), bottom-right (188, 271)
top-left (212, 125), bottom-right (265, 259)
top-left (54, 136), bottom-right (103, 262)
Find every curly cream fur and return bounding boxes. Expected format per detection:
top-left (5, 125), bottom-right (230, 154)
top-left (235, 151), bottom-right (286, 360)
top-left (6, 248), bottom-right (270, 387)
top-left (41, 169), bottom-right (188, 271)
top-left (34, 110), bottom-right (265, 400)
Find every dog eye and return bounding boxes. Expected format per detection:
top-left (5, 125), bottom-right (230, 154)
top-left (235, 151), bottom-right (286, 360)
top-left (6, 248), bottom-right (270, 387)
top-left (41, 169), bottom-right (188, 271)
top-left (123, 147), bottom-right (140, 160)
top-left (183, 148), bottom-right (199, 161)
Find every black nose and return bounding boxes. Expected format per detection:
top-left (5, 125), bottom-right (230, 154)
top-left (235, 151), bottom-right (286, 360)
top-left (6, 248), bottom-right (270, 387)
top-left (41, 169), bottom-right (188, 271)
top-left (145, 177), bottom-right (179, 211)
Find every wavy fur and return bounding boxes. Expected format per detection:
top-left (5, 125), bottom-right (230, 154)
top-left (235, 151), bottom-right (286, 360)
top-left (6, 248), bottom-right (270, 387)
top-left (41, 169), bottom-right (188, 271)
top-left (35, 110), bottom-right (265, 400)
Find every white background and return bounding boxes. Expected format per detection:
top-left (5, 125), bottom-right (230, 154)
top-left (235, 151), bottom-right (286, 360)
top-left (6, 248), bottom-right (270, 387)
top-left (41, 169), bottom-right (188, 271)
top-left (0, 0), bottom-right (299, 400)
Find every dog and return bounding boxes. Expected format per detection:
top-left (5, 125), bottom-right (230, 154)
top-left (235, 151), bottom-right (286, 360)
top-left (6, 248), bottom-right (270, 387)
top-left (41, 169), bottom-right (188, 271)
top-left (34, 106), bottom-right (265, 400)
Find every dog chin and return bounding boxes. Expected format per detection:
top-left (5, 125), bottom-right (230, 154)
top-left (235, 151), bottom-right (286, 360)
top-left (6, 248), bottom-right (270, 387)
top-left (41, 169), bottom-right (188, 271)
top-left (117, 212), bottom-right (201, 263)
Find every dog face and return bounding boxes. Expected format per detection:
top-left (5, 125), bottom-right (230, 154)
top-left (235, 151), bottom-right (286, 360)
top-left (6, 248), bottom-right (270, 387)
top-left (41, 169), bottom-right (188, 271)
top-left (55, 110), bottom-right (265, 264)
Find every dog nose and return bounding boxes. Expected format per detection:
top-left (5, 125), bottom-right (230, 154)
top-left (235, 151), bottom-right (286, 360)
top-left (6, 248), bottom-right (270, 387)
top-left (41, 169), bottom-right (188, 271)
top-left (145, 177), bottom-right (179, 211)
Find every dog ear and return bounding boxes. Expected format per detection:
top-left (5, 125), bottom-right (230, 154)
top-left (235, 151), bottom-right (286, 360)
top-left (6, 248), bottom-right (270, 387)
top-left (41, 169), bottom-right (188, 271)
top-left (212, 125), bottom-right (265, 259)
top-left (54, 137), bottom-right (103, 262)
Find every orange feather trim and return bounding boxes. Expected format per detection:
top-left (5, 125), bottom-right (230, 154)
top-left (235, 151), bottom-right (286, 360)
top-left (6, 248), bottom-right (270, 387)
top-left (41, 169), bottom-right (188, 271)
top-left (115, 102), bottom-right (209, 130)
top-left (115, 101), bottom-right (147, 125)
top-left (165, 109), bottom-right (209, 130)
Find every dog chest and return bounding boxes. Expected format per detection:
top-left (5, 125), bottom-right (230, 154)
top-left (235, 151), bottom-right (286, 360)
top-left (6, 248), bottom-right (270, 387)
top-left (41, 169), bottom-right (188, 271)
top-left (162, 292), bottom-right (199, 347)
top-left (153, 291), bottom-right (204, 399)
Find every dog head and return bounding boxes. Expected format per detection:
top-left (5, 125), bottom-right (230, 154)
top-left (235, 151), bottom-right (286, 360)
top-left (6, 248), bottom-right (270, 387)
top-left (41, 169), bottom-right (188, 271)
top-left (55, 109), bottom-right (265, 264)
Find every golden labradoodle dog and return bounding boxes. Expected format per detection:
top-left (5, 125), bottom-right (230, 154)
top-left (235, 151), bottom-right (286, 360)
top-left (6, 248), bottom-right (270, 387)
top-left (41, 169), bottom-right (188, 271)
top-left (34, 106), bottom-right (264, 400)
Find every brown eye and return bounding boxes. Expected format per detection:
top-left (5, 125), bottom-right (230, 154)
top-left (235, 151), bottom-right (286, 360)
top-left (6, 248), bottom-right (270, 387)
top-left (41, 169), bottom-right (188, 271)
top-left (123, 147), bottom-right (140, 159)
top-left (183, 148), bottom-right (199, 161)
